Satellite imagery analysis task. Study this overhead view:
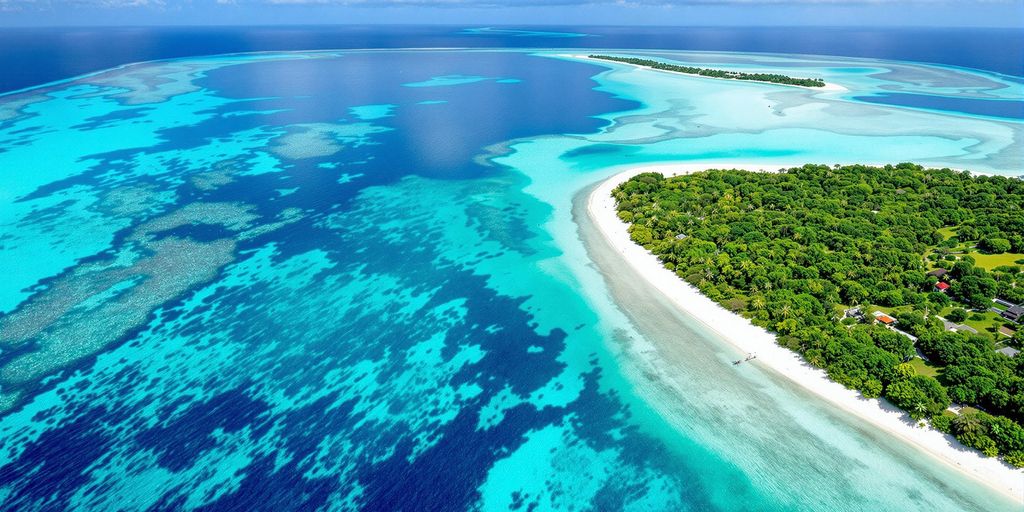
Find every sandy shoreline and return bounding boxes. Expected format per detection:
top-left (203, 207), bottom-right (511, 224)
top-left (561, 54), bottom-right (848, 92)
top-left (586, 162), bottom-right (1024, 503)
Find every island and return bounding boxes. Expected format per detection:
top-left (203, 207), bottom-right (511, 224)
top-left (609, 163), bottom-right (1024, 467)
top-left (588, 54), bottom-right (827, 88)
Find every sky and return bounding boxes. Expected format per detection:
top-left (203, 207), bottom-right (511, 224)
top-left (0, 0), bottom-right (1022, 27)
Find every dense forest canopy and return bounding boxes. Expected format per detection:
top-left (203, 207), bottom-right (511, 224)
top-left (614, 163), bottom-right (1024, 465)
top-left (589, 55), bottom-right (827, 88)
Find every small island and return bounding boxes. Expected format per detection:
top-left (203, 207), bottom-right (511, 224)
top-left (589, 54), bottom-right (827, 88)
top-left (612, 163), bottom-right (1024, 466)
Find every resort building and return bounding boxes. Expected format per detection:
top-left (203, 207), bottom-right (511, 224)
top-left (844, 307), bottom-right (865, 321)
top-left (997, 346), bottom-right (1020, 358)
top-left (927, 268), bottom-right (949, 280)
top-left (934, 282), bottom-right (950, 292)
top-left (873, 311), bottom-right (897, 327)
top-left (1002, 305), bottom-right (1023, 323)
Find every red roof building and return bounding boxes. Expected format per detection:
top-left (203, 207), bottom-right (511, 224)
top-left (935, 282), bottom-right (950, 292)
top-left (876, 314), bottom-right (897, 325)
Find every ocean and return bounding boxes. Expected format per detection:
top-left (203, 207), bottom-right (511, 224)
top-left (0, 27), bottom-right (1021, 511)
top-left (2, 25), bottom-right (1023, 94)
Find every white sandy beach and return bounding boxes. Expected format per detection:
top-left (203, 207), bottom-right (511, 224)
top-left (587, 162), bottom-right (1024, 503)
top-left (562, 54), bottom-right (849, 92)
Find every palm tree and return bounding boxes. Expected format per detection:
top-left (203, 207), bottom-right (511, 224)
top-left (780, 304), bottom-right (792, 318)
top-left (807, 352), bottom-right (826, 367)
top-left (954, 413), bottom-right (982, 435)
top-left (913, 402), bottom-right (928, 419)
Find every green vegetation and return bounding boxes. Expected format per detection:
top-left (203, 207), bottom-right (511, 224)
top-left (962, 311), bottom-right (1007, 337)
top-left (947, 308), bottom-right (968, 323)
top-left (971, 252), bottom-right (1024, 272)
top-left (929, 212), bottom-right (1024, 273)
top-left (613, 163), bottom-right (1024, 465)
top-left (909, 357), bottom-right (942, 378)
top-left (589, 55), bottom-right (827, 88)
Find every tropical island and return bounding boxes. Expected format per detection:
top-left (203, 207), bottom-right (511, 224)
top-left (588, 54), bottom-right (828, 88)
top-left (610, 163), bottom-right (1024, 466)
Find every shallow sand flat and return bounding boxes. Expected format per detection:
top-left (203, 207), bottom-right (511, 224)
top-left (584, 162), bottom-right (1024, 504)
top-left (545, 51), bottom-right (1022, 174)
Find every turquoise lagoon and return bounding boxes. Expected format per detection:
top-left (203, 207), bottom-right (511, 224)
top-left (0, 49), bottom-right (1021, 510)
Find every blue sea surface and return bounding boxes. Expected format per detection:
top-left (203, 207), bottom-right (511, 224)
top-left (1, 25), bottom-right (1023, 95)
top-left (855, 92), bottom-right (1024, 121)
top-left (0, 42), bottom-right (1021, 511)
top-left (0, 49), bottom-right (717, 511)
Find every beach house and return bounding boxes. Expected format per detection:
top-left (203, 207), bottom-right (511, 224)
top-left (1002, 305), bottom-right (1023, 323)
top-left (873, 311), bottom-right (897, 327)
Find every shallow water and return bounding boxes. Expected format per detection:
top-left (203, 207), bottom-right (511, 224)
top-left (0, 49), bottom-right (1020, 510)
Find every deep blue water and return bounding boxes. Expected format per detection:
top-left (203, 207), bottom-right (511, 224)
top-left (856, 92), bottom-right (1024, 120)
top-left (207, 53), bottom-right (624, 178)
top-left (2, 25), bottom-right (1023, 94)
